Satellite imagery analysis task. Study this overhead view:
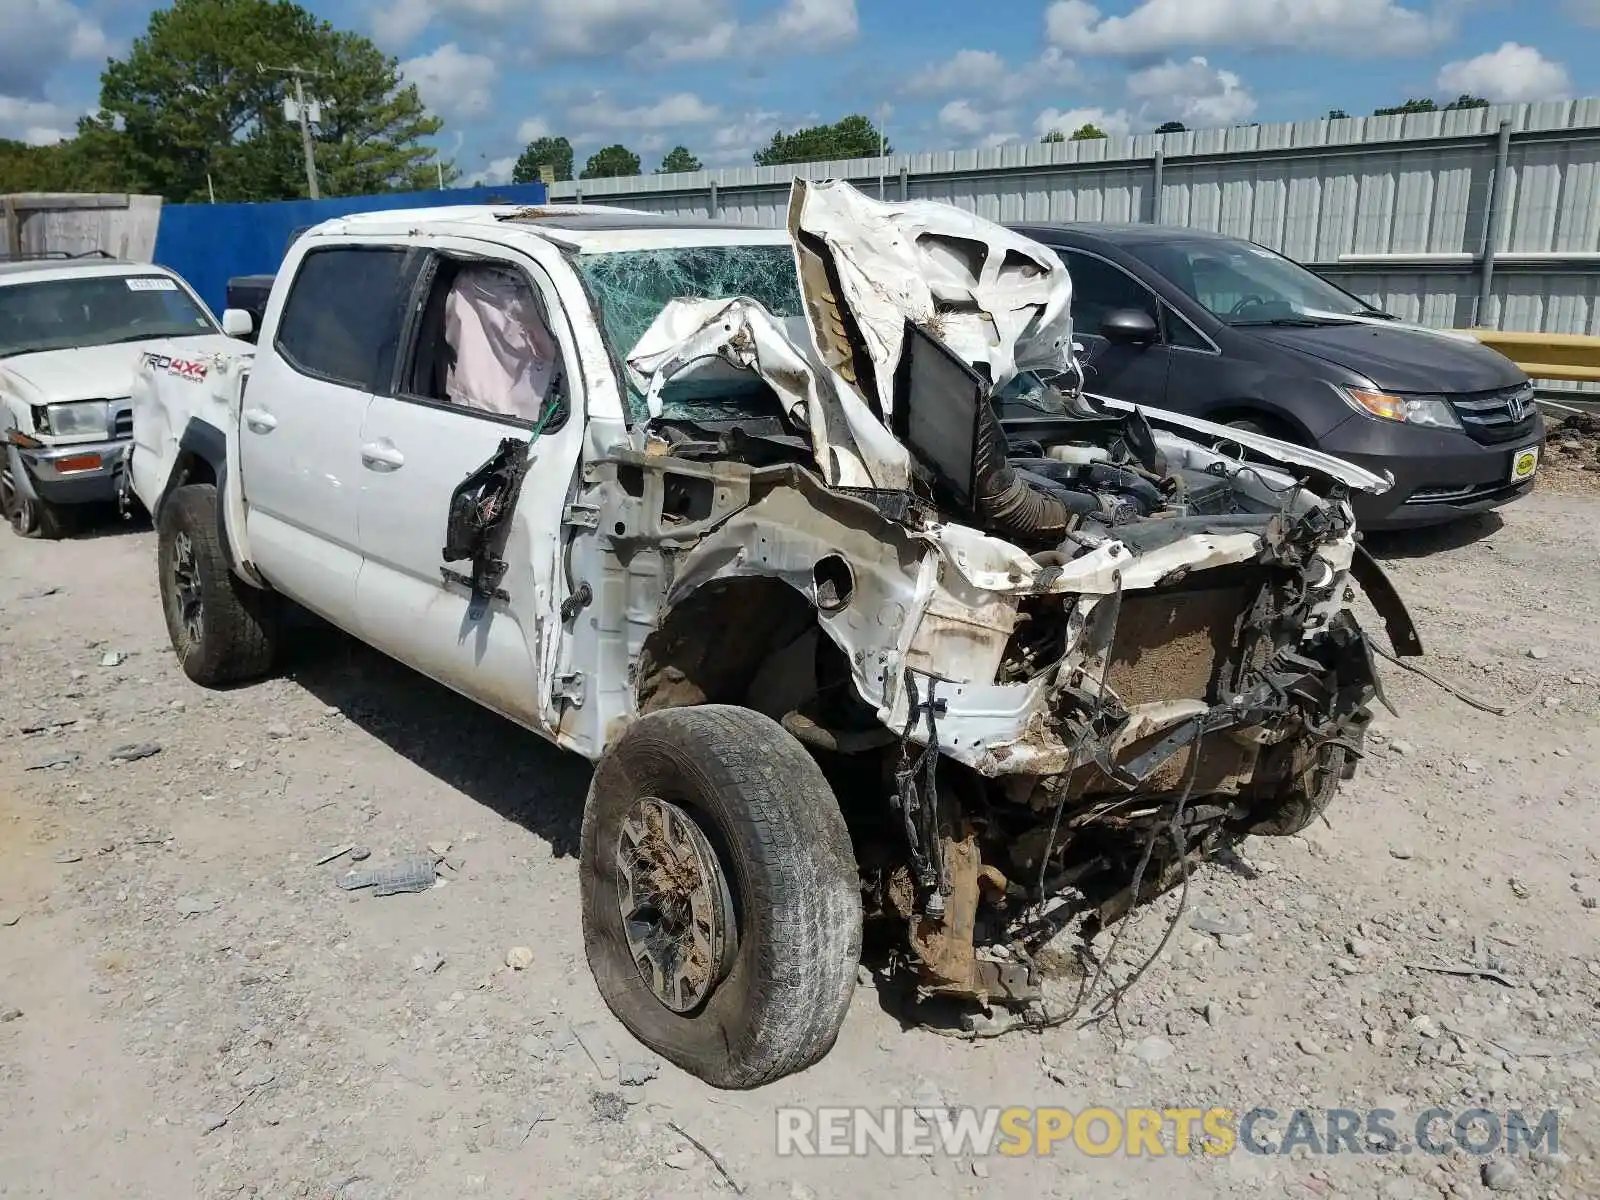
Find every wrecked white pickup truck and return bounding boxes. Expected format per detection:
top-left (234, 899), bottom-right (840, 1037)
top-left (126, 181), bottom-right (1420, 1088)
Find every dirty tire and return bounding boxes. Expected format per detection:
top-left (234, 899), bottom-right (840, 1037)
top-left (1246, 744), bottom-right (1347, 837)
top-left (581, 704), bottom-right (862, 1089)
top-left (156, 483), bottom-right (279, 686)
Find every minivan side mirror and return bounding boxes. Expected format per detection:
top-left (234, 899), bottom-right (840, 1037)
top-left (1100, 308), bottom-right (1159, 345)
top-left (221, 308), bottom-right (255, 338)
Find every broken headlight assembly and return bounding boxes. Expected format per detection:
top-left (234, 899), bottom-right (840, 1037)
top-left (32, 400), bottom-right (113, 438)
top-left (1339, 386), bottom-right (1461, 431)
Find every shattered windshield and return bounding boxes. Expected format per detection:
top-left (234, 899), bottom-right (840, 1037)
top-left (574, 244), bottom-right (803, 422)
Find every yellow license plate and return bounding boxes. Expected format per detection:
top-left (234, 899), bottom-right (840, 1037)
top-left (1510, 445), bottom-right (1540, 482)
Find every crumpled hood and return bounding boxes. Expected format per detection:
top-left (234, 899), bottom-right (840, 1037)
top-left (623, 178), bottom-right (1379, 504)
top-left (4, 336), bottom-right (239, 403)
top-left (784, 179), bottom-right (1075, 418)
top-left (625, 179), bottom-right (1076, 491)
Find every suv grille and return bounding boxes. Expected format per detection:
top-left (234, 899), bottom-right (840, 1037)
top-left (112, 407), bottom-right (133, 439)
top-left (1449, 383), bottom-right (1538, 445)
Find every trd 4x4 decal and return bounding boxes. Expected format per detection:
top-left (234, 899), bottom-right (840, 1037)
top-left (141, 352), bottom-right (208, 383)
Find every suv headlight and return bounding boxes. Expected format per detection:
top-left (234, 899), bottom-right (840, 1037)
top-left (33, 400), bottom-right (111, 437)
top-left (1340, 387), bottom-right (1461, 431)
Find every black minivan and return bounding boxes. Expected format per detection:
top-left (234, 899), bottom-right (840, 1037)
top-left (1011, 223), bottom-right (1544, 530)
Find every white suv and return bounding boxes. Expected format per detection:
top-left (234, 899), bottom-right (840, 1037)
top-left (0, 252), bottom-right (243, 537)
top-left (127, 185), bottom-right (1411, 1088)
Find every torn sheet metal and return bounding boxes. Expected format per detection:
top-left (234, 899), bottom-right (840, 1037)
top-left (1108, 397), bottom-right (1392, 495)
top-left (625, 296), bottom-right (909, 490)
top-left (786, 178), bottom-right (1075, 419)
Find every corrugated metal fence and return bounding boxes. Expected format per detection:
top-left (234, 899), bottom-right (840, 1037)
top-left (551, 99), bottom-right (1600, 356)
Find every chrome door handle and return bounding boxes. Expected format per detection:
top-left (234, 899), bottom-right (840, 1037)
top-left (243, 407), bottom-right (277, 433)
top-left (360, 441), bottom-right (405, 471)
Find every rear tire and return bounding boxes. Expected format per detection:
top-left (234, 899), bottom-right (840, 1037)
top-left (581, 704), bottom-right (862, 1089)
top-left (156, 483), bottom-right (279, 685)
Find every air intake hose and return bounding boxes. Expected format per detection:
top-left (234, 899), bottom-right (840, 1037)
top-left (971, 392), bottom-right (1075, 543)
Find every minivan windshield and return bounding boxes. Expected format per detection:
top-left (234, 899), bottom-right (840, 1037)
top-left (0, 273), bottom-right (217, 358)
top-left (574, 243), bottom-right (803, 422)
top-left (1124, 237), bottom-right (1385, 327)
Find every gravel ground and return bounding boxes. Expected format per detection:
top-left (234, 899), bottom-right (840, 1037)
top-left (2, 492), bottom-right (1597, 1200)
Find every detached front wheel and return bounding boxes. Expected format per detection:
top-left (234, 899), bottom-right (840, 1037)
top-left (581, 704), bottom-right (862, 1089)
top-left (156, 483), bottom-right (280, 685)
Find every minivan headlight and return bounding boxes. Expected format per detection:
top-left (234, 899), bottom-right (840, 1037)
top-left (1340, 387), bottom-right (1461, 431)
top-left (33, 400), bottom-right (111, 437)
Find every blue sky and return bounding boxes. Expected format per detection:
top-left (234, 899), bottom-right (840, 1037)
top-left (4, 0), bottom-right (1600, 180)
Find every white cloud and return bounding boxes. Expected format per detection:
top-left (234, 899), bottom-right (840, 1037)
top-left (371, 0), bottom-right (855, 61)
top-left (705, 109), bottom-right (783, 165)
top-left (937, 99), bottom-right (999, 136)
top-left (0, 95), bottom-right (74, 144)
top-left (905, 46), bottom-right (1078, 104)
top-left (1034, 105), bottom-right (1134, 140)
top-left (1435, 43), bottom-right (1571, 104)
top-left (0, 0), bottom-right (108, 99)
top-left (464, 154), bottom-right (517, 186)
top-left (567, 91), bottom-right (721, 130)
top-left (1045, 0), bottom-right (1446, 57)
top-left (399, 42), bottom-right (496, 118)
top-left (1126, 56), bottom-right (1256, 126)
top-left (517, 116), bottom-right (552, 142)
top-left (371, 0), bottom-right (436, 48)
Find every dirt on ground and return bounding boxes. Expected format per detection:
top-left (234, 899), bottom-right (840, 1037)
top-left (2, 492), bottom-right (1597, 1200)
top-left (1538, 412), bottom-right (1600, 495)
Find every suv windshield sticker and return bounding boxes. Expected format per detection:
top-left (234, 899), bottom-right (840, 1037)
top-left (125, 277), bottom-right (179, 292)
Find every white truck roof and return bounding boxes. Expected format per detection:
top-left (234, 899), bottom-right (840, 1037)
top-left (303, 205), bottom-right (790, 253)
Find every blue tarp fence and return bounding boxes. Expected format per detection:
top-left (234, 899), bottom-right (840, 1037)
top-left (151, 182), bottom-right (550, 316)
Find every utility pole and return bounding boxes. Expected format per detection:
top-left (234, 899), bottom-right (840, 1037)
top-left (260, 62), bottom-right (326, 199)
top-left (877, 103), bottom-right (889, 200)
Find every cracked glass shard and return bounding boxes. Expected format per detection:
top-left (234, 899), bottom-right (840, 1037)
top-left (574, 244), bottom-right (803, 422)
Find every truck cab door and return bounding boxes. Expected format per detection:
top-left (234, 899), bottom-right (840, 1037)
top-left (237, 244), bottom-right (421, 628)
top-left (352, 244), bottom-right (584, 736)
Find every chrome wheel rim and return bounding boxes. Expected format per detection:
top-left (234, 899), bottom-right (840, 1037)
top-left (614, 796), bottom-right (735, 1013)
top-left (171, 530), bottom-right (204, 644)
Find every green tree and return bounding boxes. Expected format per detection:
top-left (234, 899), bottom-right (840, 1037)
top-left (1444, 93), bottom-right (1489, 111)
top-left (1154, 120), bottom-right (1187, 134)
top-left (511, 135), bottom-right (573, 183)
top-left (753, 115), bottom-right (888, 166)
top-left (1374, 98), bottom-right (1437, 116)
top-left (1040, 130), bottom-right (1066, 144)
top-left (1069, 123), bottom-right (1106, 140)
top-left (77, 0), bottom-right (446, 203)
top-left (580, 143), bottom-right (641, 179)
top-left (657, 145), bottom-right (703, 173)
top-left (1326, 108), bottom-right (1350, 120)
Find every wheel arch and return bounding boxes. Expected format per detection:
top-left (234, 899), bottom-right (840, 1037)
top-left (155, 418), bottom-right (263, 587)
top-left (1201, 401), bottom-right (1310, 444)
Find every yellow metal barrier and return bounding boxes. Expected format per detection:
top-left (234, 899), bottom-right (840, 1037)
top-left (1457, 329), bottom-right (1600, 384)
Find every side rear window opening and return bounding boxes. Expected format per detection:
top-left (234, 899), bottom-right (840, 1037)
top-left (401, 254), bottom-right (570, 436)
